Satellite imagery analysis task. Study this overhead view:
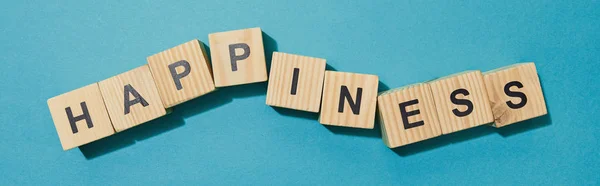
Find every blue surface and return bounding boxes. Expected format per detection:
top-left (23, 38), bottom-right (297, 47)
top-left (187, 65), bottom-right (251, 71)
top-left (1, 1), bottom-right (599, 185)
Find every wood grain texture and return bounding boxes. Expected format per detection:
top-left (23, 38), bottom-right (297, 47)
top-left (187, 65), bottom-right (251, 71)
top-left (147, 39), bottom-right (215, 108)
top-left (428, 70), bottom-right (494, 134)
top-left (47, 83), bottom-right (115, 150)
top-left (265, 52), bottom-right (326, 113)
top-left (484, 62), bottom-right (547, 127)
top-left (319, 71), bottom-right (378, 129)
top-left (377, 83), bottom-right (442, 148)
top-left (98, 65), bottom-right (166, 132)
top-left (208, 27), bottom-right (267, 87)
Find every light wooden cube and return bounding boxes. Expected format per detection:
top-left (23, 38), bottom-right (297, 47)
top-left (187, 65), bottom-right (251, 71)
top-left (147, 39), bottom-right (216, 108)
top-left (47, 83), bottom-right (115, 150)
top-left (99, 65), bottom-right (167, 132)
top-left (377, 83), bottom-right (442, 148)
top-left (428, 70), bottom-right (494, 134)
top-left (484, 62), bottom-right (547, 127)
top-left (208, 27), bottom-right (267, 87)
top-left (265, 52), bottom-right (326, 113)
top-left (319, 71), bottom-right (379, 129)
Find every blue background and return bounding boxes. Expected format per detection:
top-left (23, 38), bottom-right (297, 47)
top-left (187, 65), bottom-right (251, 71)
top-left (1, 0), bottom-right (599, 185)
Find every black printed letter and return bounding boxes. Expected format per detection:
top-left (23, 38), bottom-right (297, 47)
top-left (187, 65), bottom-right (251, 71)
top-left (450, 88), bottom-right (474, 117)
top-left (338, 86), bottom-right (362, 115)
top-left (290, 68), bottom-right (300, 95)
top-left (228, 43), bottom-right (251, 71)
top-left (65, 102), bottom-right (93, 134)
top-left (399, 99), bottom-right (424, 129)
top-left (123, 84), bottom-right (149, 115)
top-left (168, 60), bottom-right (191, 90)
top-left (504, 81), bottom-right (527, 109)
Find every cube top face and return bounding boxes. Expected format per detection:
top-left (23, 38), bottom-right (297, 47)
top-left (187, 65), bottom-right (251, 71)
top-left (47, 83), bottom-right (115, 150)
top-left (98, 65), bottom-right (166, 132)
top-left (484, 62), bottom-right (547, 127)
top-left (208, 27), bottom-right (267, 87)
top-left (147, 39), bottom-right (216, 108)
top-left (319, 71), bottom-right (379, 129)
top-left (265, 52), bottom-right (326, 113)
top-left (428, 70), bottom-right (494, 134)
top-left (377, 83), bottom-right (442, 148)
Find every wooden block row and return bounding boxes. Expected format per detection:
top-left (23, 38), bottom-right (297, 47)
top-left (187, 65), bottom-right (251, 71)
top-left (266, 52), bottom-right (379, 129)
top-left (264, 53), bottom-right (545, 136)
top-left (265, 52), bottom-right (379, 128)
top-left (378, 63), bottom-right (547, 148)
top-left (48, 27), bottom-right (268, 150)
top-left (47, 26), bottom-right (548, 150)
top-left (48, 65), bottom-right (168, 150)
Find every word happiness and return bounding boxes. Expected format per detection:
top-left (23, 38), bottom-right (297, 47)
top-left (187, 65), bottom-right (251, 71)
top-left (48, 27), bottom-right (548, 150)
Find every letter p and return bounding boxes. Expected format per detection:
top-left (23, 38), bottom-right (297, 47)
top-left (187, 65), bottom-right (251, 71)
top-left (228, 43), bottom-right (251, 71)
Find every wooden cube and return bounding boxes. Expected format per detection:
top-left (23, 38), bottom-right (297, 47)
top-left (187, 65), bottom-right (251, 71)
top-left (147, 39), bottom-right (216, 108)
top-left (428, 70), bottom-right (494, 134)
top-left (98, 65), bottom-right (167, 132)
top-left (208, 27), bottom-right (267, 87)
top-left (265, 52), bottom-right (326, 112)
top-left (319, 71), bottom-right (379, 129)
top-left (47, 83), bottom-right (115, 150)
top-left (377, 83), bottom-right (442, 148)
top-left (484, 62), bottom-right (547, 127)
